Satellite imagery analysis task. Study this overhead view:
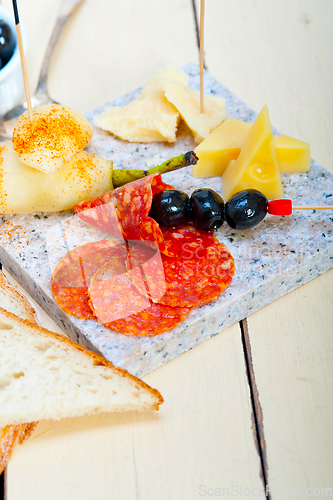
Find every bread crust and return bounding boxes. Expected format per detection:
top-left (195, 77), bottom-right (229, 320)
top-left (0, 305), bottom-right (164, 415)
top-left (0, 423), bottom-right (38, 475)
top-left (0, 272), bottom-right (39, 475)
top-left (0, 271), bottom-right (38, 323)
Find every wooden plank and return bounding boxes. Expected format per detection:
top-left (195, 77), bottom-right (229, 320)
top-left (2, 0), bottom-right (263, 497)
top-left (246, 269), bottom-right (333, 492)
top-left (6, 323), bottom-right (264, 500)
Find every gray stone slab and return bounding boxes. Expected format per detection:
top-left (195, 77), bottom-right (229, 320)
top-left (0, 63), bottom-right (332, 377)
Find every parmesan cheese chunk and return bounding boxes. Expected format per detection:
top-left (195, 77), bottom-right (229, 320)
top-left (156, 77), bottom-right (227, 144)
top-left (94, 66), bottom-right (226, 144)
top-left (153, 65), bottom-right (189, 85)
top-left (94, 77), bottom-right (179, 143)
top-left (94, 66), bottom-right (188, 143)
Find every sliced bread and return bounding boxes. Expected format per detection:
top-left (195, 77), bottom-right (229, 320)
top-left (0, 422), bottom-right (38, 475)
top-left (0, 276), bottom-right (38, 324)
top-left (0, 271), bottom-right (39, 474)
top-left (0, 306), bottom-right (163, 428)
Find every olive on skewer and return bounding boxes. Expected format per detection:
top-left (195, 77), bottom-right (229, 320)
top-left (150, 190), bottom-right (189, 227)
top-left (190, 189), bottom-right (225, 231)
top-left (149, 188), bottom-right (332, 231)
top-left (224, 190), bottom-right (268, 230)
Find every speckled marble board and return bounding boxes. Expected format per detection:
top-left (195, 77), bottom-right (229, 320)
top-left (0, 64), bottom-right (332, 377)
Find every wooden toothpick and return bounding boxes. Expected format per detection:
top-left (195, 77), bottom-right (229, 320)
top-left (199, 0), bottom-right (205, 114)
top-left (292, 205), bottom-right (332, 210)
top-left (12, 0), bottom-right (33, 121)
top-left (267, 199), bottom-right (332, 216)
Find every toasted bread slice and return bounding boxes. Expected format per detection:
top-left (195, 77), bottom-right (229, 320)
top-left (0, 423), bottom-right (38, 475)
top-left (0, 306), bottom-right (163, 429)
top-left (0, 271), bottom-right (39, 474)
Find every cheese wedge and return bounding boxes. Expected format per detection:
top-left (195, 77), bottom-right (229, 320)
top-left (0, 142), bottom-right (112, 214)
top-left (273, 134), bottom-right (311, 173)
top-left (222, 106), bottom-right (284, 201)
top-left (156, 77), bottom-right (226, 144)
top-left (193, 118), bottom-right (251, 177)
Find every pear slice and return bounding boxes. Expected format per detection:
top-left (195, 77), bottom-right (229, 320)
top-left (12, 104), bottom-right (94, 175)
top-left (0, 141), bottom-right (112, 214)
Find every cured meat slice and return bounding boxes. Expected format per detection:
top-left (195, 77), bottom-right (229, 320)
top-left (75, 173), bottom-right (185, 257)
top-left (161, 223), bottom-right (215, 256)
top-left (158, 238), bottom-right (235, 307)
top-left (51, 239), bottom-right (128, 319)
top-left (88, 257), bottom-right (151, 324)
top-left (131, 237), bottom-right (235, 308)
top-left (105, 301), bottom-right (193, 337)
top-left (126, 243), bottom-right (166, 303)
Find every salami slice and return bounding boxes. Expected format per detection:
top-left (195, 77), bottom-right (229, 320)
top-left (75, 173), bottom-right (185, 257)
top-left (161, 223), bottom-right (215, 256)
top-left (131, 237), bottom-right (235, 308)
top-left (54, 174), bottom-right (236, 335)
top-left (88, 257), bottom-right (151, 324)
top-left (105, 301), bottom-right (193, 337)
top-left (51, 239), bottom-right (128, 319)
top-left (126, 243), bottom-right (166, 303)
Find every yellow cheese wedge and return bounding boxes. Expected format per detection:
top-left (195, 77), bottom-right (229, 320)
top-left (273, 134), bottom-right (311, 173)
top-left (156, 77), bottom-right (226, 144)
top-left (193, 118), bottom-right (251, 177)
top-left (222, 106), bottom-right (284, 201)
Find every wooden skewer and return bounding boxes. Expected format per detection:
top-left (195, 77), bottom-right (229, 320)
top-left (292, 205), bottom-right (332, 210)
top-left (268, 199), bottom-right (332, 216)
top-left (12, 0), bottom-right (33, 121)
top-left (199, 0), bottom-right (205, 114)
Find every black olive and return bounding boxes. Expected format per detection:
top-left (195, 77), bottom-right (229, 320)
top-left (150, 190), bottom-right (189, 227)
top-left (0, 21), bottom-right (16, 68)
top-left (225, 190), bottom-right (268, 229)
top-left (190, 188), bottom-right (224, 231)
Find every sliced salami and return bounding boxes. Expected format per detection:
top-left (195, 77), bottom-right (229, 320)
top-left (131, 237), bottom-right (235, 308)
top-left (88, 256), bottom-right (151, 324)
top-left (75, 173), bottom-right (186, 257)
top-left (105, 301), bottom-right (193, 337)
top-left (54, 173), bottom-right (236, 335)
top-left (161, 223), bottom-right (215, 256)
top-left (51, 239), bottom-right (128, 319)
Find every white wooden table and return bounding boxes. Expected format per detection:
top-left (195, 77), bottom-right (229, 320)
top-left (1, 0), bottom-right (332, 498)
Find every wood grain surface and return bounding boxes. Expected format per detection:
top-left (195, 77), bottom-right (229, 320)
top-left (1, 0), bottom-right (332, 498)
